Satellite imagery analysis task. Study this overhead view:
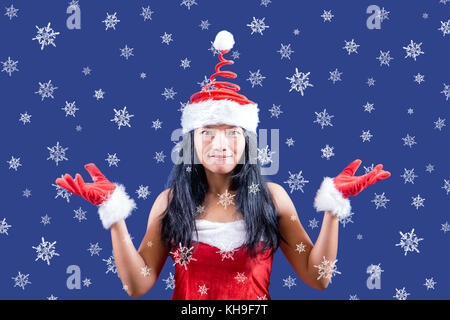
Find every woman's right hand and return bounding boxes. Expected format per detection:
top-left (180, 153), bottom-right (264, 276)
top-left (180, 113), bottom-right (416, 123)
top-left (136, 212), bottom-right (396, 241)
top-left (55, 163), bottom-right (117, 206)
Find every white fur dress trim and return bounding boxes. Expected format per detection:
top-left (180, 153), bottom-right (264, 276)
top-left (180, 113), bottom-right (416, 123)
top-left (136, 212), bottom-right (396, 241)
top-left (313, 177), bottom-right (352, 219)
top-left (181, 99), bottom-right (259, 134)
top-left (193, 219), bottom-right (248, 252)
top-left (97, 183), bottom-right (137, 229)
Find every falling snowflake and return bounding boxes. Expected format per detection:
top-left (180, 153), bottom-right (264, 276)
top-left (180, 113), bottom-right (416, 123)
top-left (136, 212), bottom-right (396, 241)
top-left (82, 66), bottom-right (91, 76)
top-left (111, 106), bottom-right (134, 129)
top-left (0, 218), bottom-right (12, 235)
top-left (87, 242), bottom-right (102, 256)
top-left (367, 78), bottom-right (376, 87)
top-left (180, 0), bottom-right (198, 10)
top-left (441, 221), bottom-right (450, 233)
top-left (371, 192), bottom-right (390, 209)
top-left (82, 278), bottom-right (92, 287)
top-left (199, 20), bottom-right (210, 30)
top-left (140, 265), bottom-right (151, 277)
top-left (32, 22), bottom-right (60, 50)
top-left (360, 130), bottom-right (373, 142)
top-left (247, 69), bottom-right (266, 88)
top-left (283, 170), bottom-right (309, 193)
top-left (23, 188), bottom-right (32, 198)
top-left (105, 153), bottom-right (120, 167)
top-left (424, 278), bottom-right (437, 290)
top-left (402, 134), bottom-right (417, 148)
top-left (12, 272), bottom-right (31, 290)
top-left (295, 242), bottom-right (306, 254)
top-left (103, 255), bottom-right (119, 275)
top-left (141, 6), bottom-right (154, 21)
top-left (363, 102), bottom-right (375, 113)
top-left (403, 40), bottom-right (424, 61)
top-left (339, 211), bottom-right (354, 228)
top-left (161, 32), bottom-right (174, 45)
top-left (73, 207), bottom-right (87, 222)
top-left (393, 287), bottom-right (410, 300)
top-left (411, 194), bottom-right (425, 210)
top-left (217, 189), bottom-right (236, 209)
top-left (414, 73), bottom-right (425, 84)
top-left (161, 87), bottom-right (177, 100)
top-left (328, 68), bottom-right (343, 83)
top-left (256, 145), bottom-right (275, 166)
top-left (246, 17), bottom-right (270, 35)
top-left (395, 228), bottom-right (423, 256)
top-left (425, 164), bottom-right (435, 173)
top-left (286, 138), bottom-right (295, 147)
top-left (248, 183), bottom-right (260, 195)
top-left (152, 119), bottom-right (163, 130)
top-left (61, 101), bottom-right (79, 117)
top-left (35, 80), bottom-right (58, 100)
top-left (136, 185), bottom-right (151, 200)
top-left (282, 275), bottom-right (297, 289)
top-left (7, 156), bottom-right (22, 171)
top-left (216, 244), bottom-right (238, 261)
top-left (180, 58), bottom-right (191, 69)
top-left (198, 284), bottom-right (209, 295)
top-left (93, 89), bottom-right (105, 100)
top-left (278, 43), bottom-right (294, 60)
top-left (19, 112), bottom-right (32, 125)
top-left (314, 256), bottom-right (341, 283)
top-left (154, 151), bottom-right (166, 163)
top-left (5, 4), bottom-right (19, 20)
top-left (1, 57), bottom-right (19, 76)
top-left (286, 67), bottom-right (314, 96)
top-left (120, 45), bottom-right (134, 60)
top-left (234, 272), bottom-right (247, 284)
top-left (442, 179), bottom-right (450, 195)
top-left (438, 20), bottom-right (450, 36)
top-left (401, 168), bottom-right (418, 184)
top-left (314, 108), bottom-right (334, 129)
top-left (434, 117), bottom-right (446, 131)
top-left (366, 263), bottom-right (384, 280)
top-left (163, 272), bottom-right (175, 290)
top-left (103, 12), bottom-right (120, 30)
top-left (268, 104), bottom-right (283, 118)
top-left (309, 218), bottom-right (319, 229)
top-left (40, 214), bottom-right (51, 226)
top-left (321, 144), bottom-right (335, 160)
top-left (170, 243), bottom-right (198, 270)
top-left (343, 39), bottom-right (360, 55)
top-left (441, 83), bottom-right (450, 101)
top-left (376, 50), bottom-right (394, 66)
top-left (376, 7), bottom-right (390, 22)
top-left (32, 237), bottom-right (60, 265)
top-left (47, 141), bottom-right (69, 166)
top-left (53, 182), bottom-right (72, 203)
top-left (321, 10), bottom-right (334, 22)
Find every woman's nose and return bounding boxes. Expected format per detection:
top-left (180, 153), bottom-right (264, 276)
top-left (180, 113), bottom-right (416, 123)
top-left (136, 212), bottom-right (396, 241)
top-left (210, 131), bottom-right (228, 149)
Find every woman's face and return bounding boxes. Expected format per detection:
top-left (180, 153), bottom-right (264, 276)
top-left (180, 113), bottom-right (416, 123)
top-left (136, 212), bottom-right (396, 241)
top-left (193, 124), bottom-right (246, 174)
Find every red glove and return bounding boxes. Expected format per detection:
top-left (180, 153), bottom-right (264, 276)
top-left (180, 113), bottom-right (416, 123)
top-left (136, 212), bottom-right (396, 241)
top-left (55, 163), bottom-right (117, 205)
top-left (333, 159), bottom-right (391, 199)
top-left (314, 159), bottom-right (391, 219)
top-left (55, 163), bottom-right (136, 229)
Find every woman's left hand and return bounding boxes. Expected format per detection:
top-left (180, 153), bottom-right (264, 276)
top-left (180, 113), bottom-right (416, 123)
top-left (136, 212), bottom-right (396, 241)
top-left (333, 159), bottom-right (391, 199)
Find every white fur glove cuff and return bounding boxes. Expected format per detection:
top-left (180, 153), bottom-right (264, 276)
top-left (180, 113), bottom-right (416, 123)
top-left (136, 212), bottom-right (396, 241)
top-left (97, 183), bottom-right (137, 229)
top-left (313, 177), bottom-right (351, 219)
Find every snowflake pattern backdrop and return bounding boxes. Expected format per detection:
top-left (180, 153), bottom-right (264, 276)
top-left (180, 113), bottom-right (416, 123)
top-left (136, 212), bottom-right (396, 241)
top-left (1, 0), bottom-right (449, 300)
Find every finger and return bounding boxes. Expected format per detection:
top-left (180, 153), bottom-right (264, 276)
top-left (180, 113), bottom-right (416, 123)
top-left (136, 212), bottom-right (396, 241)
top-left (75, 173), bottom-right (86, 188)
top-left (340, 159), bottom-right (362, 177)
top-left (64, 174), bottom-right (82, 195)
top-left (55, 177), bottom-right (77, 194)
top-left (84, 163), bottom-right (106, 182)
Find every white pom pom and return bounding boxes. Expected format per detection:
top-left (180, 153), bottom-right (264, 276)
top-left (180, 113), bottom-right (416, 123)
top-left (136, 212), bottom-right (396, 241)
top-left (213, 30), bottom-right (235, 51)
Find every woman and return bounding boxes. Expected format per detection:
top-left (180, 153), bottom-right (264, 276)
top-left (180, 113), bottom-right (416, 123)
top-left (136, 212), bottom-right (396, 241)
top-left (55, 30), bottom-right (391, 299)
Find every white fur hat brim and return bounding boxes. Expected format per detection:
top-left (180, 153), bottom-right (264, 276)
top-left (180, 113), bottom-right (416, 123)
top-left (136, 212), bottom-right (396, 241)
top-left (181, 99), bottom-right (259, 134)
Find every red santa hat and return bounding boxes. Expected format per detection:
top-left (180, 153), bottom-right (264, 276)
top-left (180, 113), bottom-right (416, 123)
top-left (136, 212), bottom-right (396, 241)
top-left (181, 30), bottom-right (260, 135)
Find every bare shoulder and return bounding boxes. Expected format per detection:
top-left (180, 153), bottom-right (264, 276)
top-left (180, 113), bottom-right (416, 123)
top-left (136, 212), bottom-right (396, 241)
top-left (147, 188), bottom-right (172, 224)
top-left (266, 181), bottom-right (295, 217)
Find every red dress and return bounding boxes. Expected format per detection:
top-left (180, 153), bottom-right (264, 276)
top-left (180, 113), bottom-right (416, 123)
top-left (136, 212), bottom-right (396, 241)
top-left (170, 219), bottom-right (274, 300)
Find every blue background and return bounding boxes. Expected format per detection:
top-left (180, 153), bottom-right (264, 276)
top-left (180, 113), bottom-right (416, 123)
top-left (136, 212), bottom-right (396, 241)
top-left (1, 0), bottom-right (449, 300)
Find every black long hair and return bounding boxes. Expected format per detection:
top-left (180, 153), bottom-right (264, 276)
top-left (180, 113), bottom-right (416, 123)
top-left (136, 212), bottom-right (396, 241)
top-left (160, 128), bottom-right (286, 261)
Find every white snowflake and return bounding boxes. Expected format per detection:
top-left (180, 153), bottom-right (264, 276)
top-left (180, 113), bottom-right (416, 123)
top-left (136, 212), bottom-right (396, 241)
top-left (438, 20), bottom-right (450, 36)
top-left (441, 221), bottom-right (450, 233)
top-left (282, 275), bottom-right (297, 289)
top-left (248, 183), bottom-right (260, 195)
top-left (329, 68), bottom-right (343, 83)
top-left (23, 188), bottom-right (32, 198)
top-left (434, 117), bottom-right (446, 131)
top-left (286, 67), bottom-right (314, 96)
top-left (424, 278), bottom-right (437, 290)
top-left (393, 287), bottom-right (410, 300)
top-left (217, 189), bottom-right (236, 209)
top-left (321, 144), bottom-right (335, 160)
top-left (152, 119), bottom-right (163, 130)
top-left (295, 242), bottom-right (306, 254)
top-left (154, 151), bottom-right (166, 163)
top-left (140, 265), bottom-right (151, 277)
top-left (366, 263), bottom-right (384, 280)
top-left (403, 40), bottom-right (424, 61)
top-left (7, 156), bottom-right (22, 171)
top-left (180, 0), bottom-right (198, 10)
top-left (32, 237), bottom-right (60, 265)
top-left (163, 272), bottom-right (175, 290)
top-left (19, 112), bottom-right (32, 125)
top-left (53, 182), bottom-right (72, 203)
top-left (363, 102), bottom-right (375, 113)
top-left (73, 207), bottom-right (87, 222)
top-left (198, 284), bottom-right (209, 295)
top-left (136, 185), bottom-right (151, 200)
top-left (40, 214), bottom-right (51, 226)
top-left (1, 57), bottom-right (19, 76)
top-left (120, 45), bottom-right (134, 60)
top-left (314, 108), bottom-right (334, 129)
top-left (47, 141), bottom-right (69, 166)
top-left (395, 228), bottom-right (423, 256)
top-left (170, 243), bottom-right (198, 270)
top-left (87, 242), bottom-right (102, 256)
top-left (401, 168), bottom-right (418, 184)
top-left (141, 6), bottom-right (154, 21)
top-left (339, 211), bottom-right (354, 228)
top-left (105, 153), bottom-right (120, 167)
top-left (283, 170), bottom-right (309, 193)
top-left (343, 39), bottom-right (360, 55)
top-left (180, 58), bottom-right (191, 69)
top-left (268, 104), bottom-right (283, 118)
top-left (442, 179), bottom-right (450, 195)
top-left (371, 192), bottom-right (390, 209)
top-left (247, 69), bottom-right (266, 88)
top-left (0, 218), bottom-right (12, 235)
top-left (161, 32), bottom-right (173, 45)
top-left (314, 256), bottom-right (341, 283)
top-left (411, 194), bottom-right (425, 210)
top-left (61, 101), bottom-right (79, 117)
top-left (103, 255), bottom-right (118, 275)
top-left (103, 12), bottom-right (120, 30)
top-left (161, 87), bottom-right (177, 100)
top-left (82, 66), bottom-right (91, 75)
top-left (309, 218), bottom-right (319, 229)
top-left (199, 20), bottom-right (210, 30)
top-left (111, 106), bottom-right (134, 129)
top-left (367, 78), bottom-right (376, 87)
top-left (285, 138), bottom-right (295, 147)
top-left (246, 17), bottom-right (270, 35)
top-left (277, 43), bottom-right (294, 60)
top-left (82, 278), bottom-right (92, 287)
top-left (441, 83), bottom-right (450, 101)
top-left (5, 4), bottom-right (19, 20)
top-left (402, 134), bottom-right (417, 148)
top-left (93, 89), bottom-right (105, 100)
top-left (32, 22), bottom-right (60, 50)
top-left (257, 145), bottom-right (275, 166)
top-left (425, 164), bottom-right (434, 173)
top-left (376, 7), bottom-right (390, 22)
top-left (234, 272), bottom-right (247, 284)
top-left (12, 272), bottom-right (31, 290)
top-left (376, 50), bottom-right (394, 66)
top-left (35, 80), bottom-right (58, 100)
top-left (321, 10), bottom-right (334, 22)
top-left (360, 130), bottom-right (373, 142)
top-left (414, 73), bottom-right (425, 84)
